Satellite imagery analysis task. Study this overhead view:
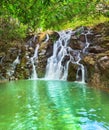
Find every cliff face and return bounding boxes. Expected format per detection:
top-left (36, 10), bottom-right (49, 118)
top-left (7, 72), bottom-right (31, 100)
top-left (83, 22), bottom-right (109, 88)
top-left (0, 22), bottom-right (109, 89)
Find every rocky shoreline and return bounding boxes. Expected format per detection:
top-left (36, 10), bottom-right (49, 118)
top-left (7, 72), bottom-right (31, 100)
top-left (0, 22), bottom-right (109, 89)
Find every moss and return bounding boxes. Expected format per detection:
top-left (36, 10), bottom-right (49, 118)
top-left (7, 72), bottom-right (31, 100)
top-left (38, 32), bottom-right (46, 42)
top-left (15, 66), bottom-right (30, 79)
top-left (39, 42), bottom-right (47, 50)
top-left (83, 56), bottom-right (95, 66)
top-left (37, 71), bottom-right (45, 78)
top-left (49, 32), bottom-right (59, 42)
top-left (96, 51), bottom-right (109, 59)
top-left (60, 15), bottom-right (109, 30)
top-left (90, 72), bottom-right (109, 89)
top-left (68, 63), bottom-right (78, 81)
top-left (0, 17), bottom-right (27, 42)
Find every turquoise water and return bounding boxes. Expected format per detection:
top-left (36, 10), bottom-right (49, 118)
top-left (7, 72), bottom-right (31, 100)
top-left (0, 80), bottom-right (109, 130)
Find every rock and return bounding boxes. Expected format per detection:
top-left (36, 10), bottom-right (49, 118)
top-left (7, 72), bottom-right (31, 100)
top-left (48, 31), bottom-right (59, 41)
top-left (83, 55), bottom-right (95, 65)
top-left (39, 42), bottom-right (47, 50)
top-left (79, 34), bottom-right (85, 42)
top-left (98, 56), bottom-right (109, 70)
top-left (0, 22), bottom-right (109, 90)
top-left (37, 54), bottom-right (47, 78)
top-left (39, 49), bottom-right (46, 56)
top-left (38, 32), bottom-right (46, 42)
top-left (46, 44), bottom-right (53, 58)
top-left (69, 39), bottom-right (85, 50)
top-left (68, 63), bottom-right (78, 81)
top-left (71, 35), bottom-right (77, 40)
top-left (88, 46), bottom-right (106, 53)
top-left (28, 47), bottom-right (34, 53)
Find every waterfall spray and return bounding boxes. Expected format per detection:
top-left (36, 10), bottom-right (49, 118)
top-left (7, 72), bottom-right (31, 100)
top-left (75, 31), bottom-right (92, 83)
top-left (30, 44), bottom-right (39, 79)
top-left (45, 29), bottom-right (91, 82)
top-left (7, 55), bottom-right (20, 77)
top-left (45, 30), bottom-right (73, 80)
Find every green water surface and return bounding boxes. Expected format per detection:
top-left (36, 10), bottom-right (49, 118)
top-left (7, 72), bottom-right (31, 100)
top-left (0, 80), bottom-right (109, 130)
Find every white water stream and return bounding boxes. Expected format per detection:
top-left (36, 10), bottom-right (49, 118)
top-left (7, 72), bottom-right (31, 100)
top-left (9, 29), bottom-right (91, 82)
top-left (45, 30), bottom-right (73, 80)
top-left (13, 56), bottom-right (20, 67)
top-left (30, 34), bottom-right (49, 79)
top-left (7, 56), bottom-right (20, 77)
top-left (45, 30), bottom-right (91, 83)
top-left (30, 44), bottom-right (39, 79)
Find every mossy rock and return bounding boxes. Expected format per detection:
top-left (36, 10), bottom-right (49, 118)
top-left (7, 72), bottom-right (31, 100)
top-left (68, 63), bottom-right (78, 81)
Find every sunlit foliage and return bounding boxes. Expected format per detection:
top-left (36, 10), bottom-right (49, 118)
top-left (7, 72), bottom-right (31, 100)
top-left (0, 0), bottom-right (109, 31)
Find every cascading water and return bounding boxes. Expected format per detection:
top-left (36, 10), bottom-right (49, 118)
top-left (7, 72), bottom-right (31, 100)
top-left (30, 34), bottom-right (49, 79)
top-left (45, 29), bottom-right (91, 83)
top-left (45, 30), bottom-right (73, 80)
top-left (83, 30), bottom-right (91, 54)
top-left (30, 44), bottom-right (39, 79)
top-left (7, 55), bottom-right (20, 77)
top-left (0, 27), bottom-right (92, 82)
top-left (75, 52), bottom-right (85, 83)
top-left (0, 56), bottom-right (5, 64)
top-left (44, 34), bottom-right (49, 43)
top-left (13, 56), bottom-right (20, 67)
top-left (76, 30), bottom-right (92, 83)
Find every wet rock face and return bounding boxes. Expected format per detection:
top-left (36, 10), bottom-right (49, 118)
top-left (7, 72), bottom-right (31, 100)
top-left (0, 22), bottom-right (109, 89)
top-left (88, 46), bottom-right (106, 53)
top-left (69, 38), bottom-right (85, 50)
top-left (83, 22), bottom-right (109, 88)
top-left (0, 30), bottom-right (60, 80)
top-left (98, 56), bottom-right (109, 70)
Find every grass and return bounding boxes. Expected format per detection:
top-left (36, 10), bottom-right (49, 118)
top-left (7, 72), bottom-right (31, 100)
top-left (60, 15), bottom-right (109, 30)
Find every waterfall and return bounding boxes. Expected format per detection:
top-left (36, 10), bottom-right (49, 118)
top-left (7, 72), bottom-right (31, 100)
top-left (44, 29), bottom-right (91, 82)
top-left (13, 56), bottom-right (20, 67)
top-left (83, 30), bottom-right (91, 53)
top-left (7, 56), bottom-right (20, 77)
top-left (73, 52), bottom-right (85, 83)
top-left (76, 30), bottom-right (91, 83)
top-left (44, 34), bottom-right (49, 43)
top-left (0, 56), bottom-right (5, 64)
top-left (45, 30), bottom-right (73, 80)
top-left (30, 44), bottom-right (39, 79)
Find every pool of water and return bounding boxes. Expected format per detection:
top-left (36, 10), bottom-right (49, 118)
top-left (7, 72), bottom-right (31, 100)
top-left (0, 80), bottom-right (109, 130)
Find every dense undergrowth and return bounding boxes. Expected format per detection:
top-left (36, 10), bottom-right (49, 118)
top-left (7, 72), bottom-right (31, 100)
top-left (0, 15), bottom-right (109, 43)
top-left (0, 0), bottom-right (109, 42)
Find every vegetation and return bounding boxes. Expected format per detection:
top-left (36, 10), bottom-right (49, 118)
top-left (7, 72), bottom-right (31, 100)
top-left (0, 0), bottom-right (109, 40)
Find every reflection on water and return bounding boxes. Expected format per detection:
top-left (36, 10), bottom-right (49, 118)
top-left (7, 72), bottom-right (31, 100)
top-left (0, 80), bottom-right (109, 130)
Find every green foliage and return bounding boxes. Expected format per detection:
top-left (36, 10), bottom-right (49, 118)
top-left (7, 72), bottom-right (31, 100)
top-left (0, 0), bottom-right (109, 33)
top-left (61, 15), bottom-right (109, 30)
top-left (0, 16), bottom-right (27, 41)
